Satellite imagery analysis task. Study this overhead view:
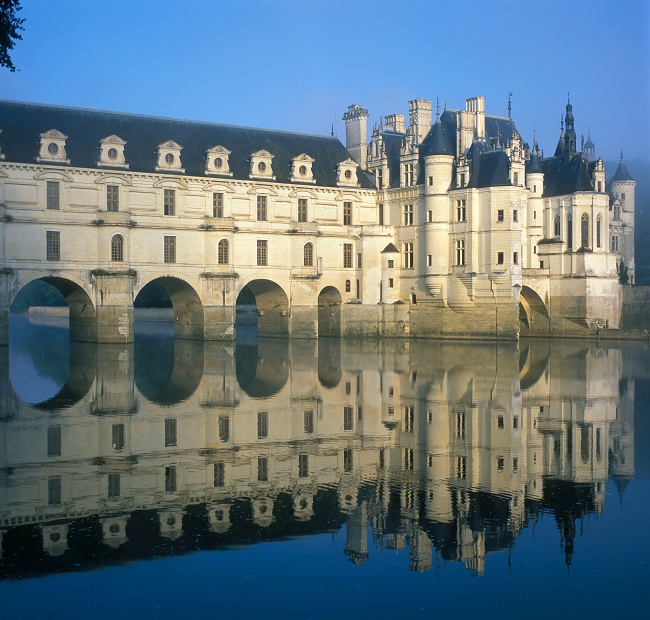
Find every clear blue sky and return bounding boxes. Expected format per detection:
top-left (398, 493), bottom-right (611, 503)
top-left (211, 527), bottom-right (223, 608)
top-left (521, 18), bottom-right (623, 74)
top-left (2, 0), bottom-right (648, 161)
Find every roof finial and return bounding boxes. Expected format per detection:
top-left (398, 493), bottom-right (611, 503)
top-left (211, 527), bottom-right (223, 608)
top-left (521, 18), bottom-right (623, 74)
top-left (508, 92), bottom-right (512, 119)
top-left (567, 91), bottom-right (571, 104)
top-left (436, 97), bottom-right (440, 120)
top-left (533, 129), bottom-right (537, 147)
top-left (620, 148), bottom-right (624, 161)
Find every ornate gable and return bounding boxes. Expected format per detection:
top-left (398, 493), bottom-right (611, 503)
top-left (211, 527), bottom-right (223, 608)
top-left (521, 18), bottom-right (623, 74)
top-left (156, 140), bottom-right (184, 173)
top-left (336, 158), bottom-right (359, 187)
top-left (205, 145), bottom-right (233, 176)
top-left (290, 153), bottom-right (316, 184)
top-left (98, 135), bottom-right (128, 169)
top-left (250, 149), bottom-right (275, 180)
top-left (37, 129), bottom-right (70, 164)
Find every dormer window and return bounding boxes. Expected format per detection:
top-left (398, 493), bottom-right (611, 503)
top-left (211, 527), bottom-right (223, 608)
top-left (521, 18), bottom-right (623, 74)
top-left (337, 159), bottom-right (359, 187)
top-left (156, 141), bottom-right (184, 173)
top-left (38, 129), bottom-right (70, 164)
top-left (250, 150), bottom-right (275, 180)
top-left (98, 135), bottom-right (128, 169)
top-left (205, 145), bottom-right (233, 176)
top-left (290, 153), bottom-right (315, 184)
top-left (250, 149), bottom-right (275, 181)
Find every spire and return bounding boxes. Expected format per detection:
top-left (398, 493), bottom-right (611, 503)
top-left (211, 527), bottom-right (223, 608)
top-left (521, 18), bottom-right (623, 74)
top-left (611, 150), bottom-right (635, 182)
top-left (508, 91), bottom-right (512, 119)
top-left (436, 97), bottom-right (440, 121)
top-left (563, 95), bottom-right (577, 158)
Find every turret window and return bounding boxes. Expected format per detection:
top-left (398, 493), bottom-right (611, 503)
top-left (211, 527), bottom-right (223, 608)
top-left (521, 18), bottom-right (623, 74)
top-left (581, 213), bottom-right (589, 248)
top-left (455, 239), bottom-right (465, 266)
top-left (456, 200), bottom-right (466, 221)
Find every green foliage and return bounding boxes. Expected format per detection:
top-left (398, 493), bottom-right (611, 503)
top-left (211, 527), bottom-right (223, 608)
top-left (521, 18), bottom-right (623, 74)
top-left (0, 0), bottom-right (24, 72)
top-left (618, 259), bottom-right (629, 285)
top-left (11, 280), bottom-right (66, 314)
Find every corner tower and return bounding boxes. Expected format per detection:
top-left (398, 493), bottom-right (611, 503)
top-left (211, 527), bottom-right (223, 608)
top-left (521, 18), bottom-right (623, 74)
top-left (609, 152), bottom-right (636, 283)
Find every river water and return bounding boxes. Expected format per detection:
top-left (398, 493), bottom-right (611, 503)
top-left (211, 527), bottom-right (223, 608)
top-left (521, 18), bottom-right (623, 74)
top-left (0, 315), bottom-right (648, 619)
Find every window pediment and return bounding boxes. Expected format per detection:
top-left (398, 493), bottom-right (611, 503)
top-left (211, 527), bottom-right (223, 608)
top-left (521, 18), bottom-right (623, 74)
top-left (336, 158), bottom-right (359, 187)
top-left (37, 129), bottom-right (70, 164)
top-left (98, 135), bottom-right (129, 169)
top-left (156, 140), bottom-right (184, 173)
top-left (250, 149), bottom-right (275, 180)
top-left (290, 153), bottom-right (316, 184)
top-left (205, 145), bottom-right (233, 176)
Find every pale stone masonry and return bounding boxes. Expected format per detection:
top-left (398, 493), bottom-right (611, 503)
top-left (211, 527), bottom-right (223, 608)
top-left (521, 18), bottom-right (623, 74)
top-left (0, 96), bottom-right (637, 343)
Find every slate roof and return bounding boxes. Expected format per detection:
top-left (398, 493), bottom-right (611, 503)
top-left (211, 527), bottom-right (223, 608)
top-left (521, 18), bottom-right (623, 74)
top-left (610, 158), bottom-right (634, 183)
top-left (539, 153), bottom-right (596, 196)
top-left (468, 149), bottom-right (512, 188)
top-left (0, 100), bottom-right (375, 189)
top-left (527, 151), bottom-right (544, 174)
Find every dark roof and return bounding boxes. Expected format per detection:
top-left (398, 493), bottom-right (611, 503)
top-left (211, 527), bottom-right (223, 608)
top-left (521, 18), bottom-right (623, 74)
top-left (610, 158), bottom-right (634, 183)
top-left (468, 149), bottom-right (512, 188)
top-left (540, 153), bottom-right (595, 196)
top-left (421, 118), bottom-right (453, 156)
top-left (527, 151), bottom-right (544, 174)
top-left (0, 100), bottom-right (375, 189)
top-left (381, 243), bottom-right (400, 253)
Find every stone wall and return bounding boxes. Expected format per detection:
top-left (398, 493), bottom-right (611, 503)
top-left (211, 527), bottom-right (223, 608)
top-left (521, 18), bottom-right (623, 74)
top-left (621, 285), bottom-right (650, 331)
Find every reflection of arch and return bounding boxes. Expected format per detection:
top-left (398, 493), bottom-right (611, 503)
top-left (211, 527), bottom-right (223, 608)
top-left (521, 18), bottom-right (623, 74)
top-left (318, 286), bottom-right (341, 338)
top-left (135, 277), bottom-right (203, 340)
top-left (236, 338), bottom-right (288, 398)
top-left (135, 337), bottom-right (203, 405)
top-left (11, 276), bottom-right (96, 342)
top-left (519, 286), bottom-right (550, 336)
top-left (518, 339), bottom-right (550, 390)
top-left (236, 279), bottom-right (289, 338)
top-left (317, 336), bottom-right (341, 388)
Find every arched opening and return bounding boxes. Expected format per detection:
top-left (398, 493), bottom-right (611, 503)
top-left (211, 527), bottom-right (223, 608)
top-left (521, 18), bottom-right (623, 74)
top-left (318, 286), bottom-right (342, 338)
top-left (10, 276), bottom-right (96, 342)
top-left (519, 286), bottom-right (550, 336)
top-left (134, 277), bottom-right (203, 340)
top-left (581, 213), bottom-right (589, 249)
top-left (235, 279), bottom-right (289, 339)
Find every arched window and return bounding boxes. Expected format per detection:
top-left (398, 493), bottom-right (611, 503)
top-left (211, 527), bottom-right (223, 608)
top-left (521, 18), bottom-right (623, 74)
top-left (217, 239), bottom-right (229, 265)
top-left (345, 279), bottom-right (351, 293)
top-left (596, 214), bottom-right (602, 248)
top-left (567, 213), bottom-right (573, 249)
top-left (581, 213), bottom-right (589, 248)
top-left (111, 234), bottom-right (124, 262)
top-left (554, 214), bottom-right (561, 237)
top-left (303, 242), bottom-right (313, 267)
top-left (580, 213), bottom-right (589, 248)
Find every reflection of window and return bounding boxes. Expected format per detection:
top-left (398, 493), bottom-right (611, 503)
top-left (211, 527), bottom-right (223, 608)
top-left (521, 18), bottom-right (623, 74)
top-left (456, 412), bottom-right (465, 439)
top-left (344, 448), bottom-right (353, 472)
top-left (165, 418), bottom-right (177, 447)
top-left (403, 448), bottom-right (414, 470)
top-left (257, 411), bottom-right (269, 439)
top-left (165, 466), bottom-right (177, 492)
top-left (344, 406), bottom-right (354, 431)
top-left (299, 453), bottom-right (309, 478)
top-left (497, 457), bottom-right (504, 471)
top-left (404, 406), bottom-right (414, 433)
top-left (218, 416), bottom-right (230, 442)
top-left (108, 473), bottom-right (120, 498)
top-left (303, 410), bottom-right (314, 434)
top-left (456, 456), bottom-right (467, 480)
top-left (214, 462), bottom-right (225, 487)
top-left (112, 424), bottom-right (125, 450)
top-left (47, 426), bottom-right (61, 456)
top-left (257, 456), bottom-right (268, 481)
top-left (48, 476), bottom-right (61, 504)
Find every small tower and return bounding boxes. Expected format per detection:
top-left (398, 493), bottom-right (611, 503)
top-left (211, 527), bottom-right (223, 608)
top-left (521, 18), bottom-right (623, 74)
top-left (609, 151), bottom-right (636, 283)
top-left (584, 129), bottom-right (596, 162)
top-left (343, 104), bottom-right (369, 169)
top-left (563, 95), bottom-right (577, 158)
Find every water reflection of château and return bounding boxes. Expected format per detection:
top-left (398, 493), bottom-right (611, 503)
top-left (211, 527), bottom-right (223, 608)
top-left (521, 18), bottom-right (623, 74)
top-left (0, 330), bottom-right (638, 577)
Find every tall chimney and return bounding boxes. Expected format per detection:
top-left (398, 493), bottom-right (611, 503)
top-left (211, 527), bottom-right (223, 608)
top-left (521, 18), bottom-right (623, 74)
top-left (343, 104), bottom-right (369, 169)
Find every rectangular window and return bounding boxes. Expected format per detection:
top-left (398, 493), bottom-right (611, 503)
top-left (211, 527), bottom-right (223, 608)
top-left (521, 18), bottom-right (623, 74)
top-left (214, 462), bottom-right (225, 487)
top-left (112, 424), bottom-right (125, 450)
top-left (513, 251), bottom-right (519, 265)
top-left (387, 259), bottom-right (394, 268)
top-left (497, 415), bottom-right (504, 429)
top-left (257, 411), bottom-right (269, 439)
top-left (164, 236), bottom-right (176, 263)
top-left (357, 253), bottom-right (362, 269)
top-left (459, 173), bottom-right (466, 187)
top-left (497, 251), bottom-right (505, 265)
top-left (46, 181), bottom-right (60, 210)
top-left (388, 278), bottom-right (394, 288)
top-left (257, 239), bottom-right (268, 266)
top-left (343, 201), bottom-right (352, 225)
top-left (218, 416), bottom-right (230, 442)
top-left (428, 176), bottom-right (433, 186)
top-left (344, 406), bottom-right (354, 431)
top-left (257, 195), bottom-right (267, 221)
top-left (513, 209), bottom-right (518, 222)
top-left (47, 425), bottom-right (61, 456)
top-left (404, 203), bottom-right (413, 225)
top-left (357, 405), bottom-right (363, 421)
top-left (456, 412), bottom-right (466, 439)
top-left (378, 203), bottom-right (384, 225)
top-left (456, 456), bottom-right (467, 480)
top-left (497, 209), bottom-right (504, 222)
top-left (164, 418), bottom-right (177, 447)
top-left (611, 235), bottom-right (619, 252)
top-left (165, 466), bottom-right (177, 492)
top-left (298, 453), bottom-right (309, 478)
top-left (427, 254), bottom-right (432, 267)
top-left (356, 279), bottom-right (360, 300)
top-left (48, 476), bottom-right (61, 505)
top-left (343, 448), bottom-right (353, 472)
top-left (108, 473), bottom-right (121, 498)
top-left (164, 188), bottom-right (175, 216)
top-left (257, 456), bottom-right (268, 482)
top-left (46, 231), bottom-right (60, 261)
top-left (304, 410), bottom-right (314, 434)
top-left (403, 406), bottom-right (414, 433)
top-left (456, 199), bottom-right (466, 222)
top-left (404, 242), bottom-right (414, 268)
top-left (343, 243), bottom-right (353, 268)
top-left (513, 171), bottom-right (519, 186)
top-left (213, 192), bottom-right (224, 218)
top-left (298, 198), bottom-right (308, 222)
top-left (107, 185), bottom-right (119, 212)
top-left (455, 239), bottom-right (465, 266)
top-left (376, 169), bottom-right (383, 189)
top-left (404, 448), bottom-right (414, 471)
